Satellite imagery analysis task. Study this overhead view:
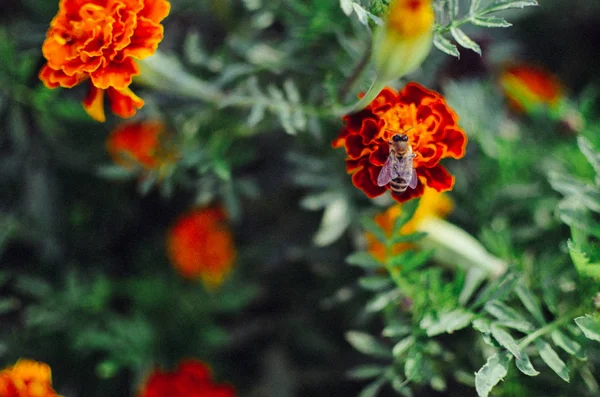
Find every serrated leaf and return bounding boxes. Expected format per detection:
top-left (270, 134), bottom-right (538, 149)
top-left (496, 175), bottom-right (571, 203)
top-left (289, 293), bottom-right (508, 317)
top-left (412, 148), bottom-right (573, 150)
top-left (448, 0), bottom-right (459, 18)
top-left (551, 330), bottom-right (586, 360)
top-left (422, 309), bottom-right (474, 337)
top-left (388, 248), bottom-right (434, 273)
top-left (475, 352), bottom-right (511, 397)
top-left (470, 16), bottom-right (512, 27)
top-left (345, 331), bottom-right (392, 358)
top-left (535, 339), bottom-right (569, 382)
top-left (392, 336), bottom-right (415, 357)
top-left (472, 273), bottom-right (519, 310)
top-left (469, 0), bottom-right (482, 14)
top-left (490, 324), bottom-right (521, 359)
top-left (515, 283), bottom-right (546, 325)
top-left (473, 318), bottom-right (491, 334)
top-left (484, 301), bottom-right (533, 331)
top-left (433, 32), bottom-right (460, 57)
top-left (515, 350), bottom-right (539, 376)
top-left (450, 27), bottom-right (481, 55)
top-left (346, 252), bottom-right (383, 269)
top-left (347, 365), bottom-right (387, 380)
top-left (574, 315), bottom-right (600, 343)
top-left (479, 0), bottom-right (538, 15)
top-left (568, 240), bottom-right (600, 281)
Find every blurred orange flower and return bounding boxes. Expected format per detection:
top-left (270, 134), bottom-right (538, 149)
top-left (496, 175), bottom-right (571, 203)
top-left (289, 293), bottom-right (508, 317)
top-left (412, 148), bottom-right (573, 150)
top-left (499, 64), bottom-right (563, 114)
top-left (368, 188), bottom-right (453, 261)
top-left (138, 359), bottom-right (235, 397)
top-left (0, 359), bottom-right (62, 397)
top-left (39, 0), bottom-right (171, 122)
top-left (106, 121), bottom-right (174, 171)
top-left (167, 207), bottom-right (236, 288)
top-left (334, 83), bottom-right (467, 203)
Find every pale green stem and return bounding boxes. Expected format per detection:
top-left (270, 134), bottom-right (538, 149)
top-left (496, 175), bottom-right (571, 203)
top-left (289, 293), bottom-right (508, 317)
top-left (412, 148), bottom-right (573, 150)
top-left (334, 77), bottom-right (388, 116)
top-left (517, 308), bottom-right (586, 350)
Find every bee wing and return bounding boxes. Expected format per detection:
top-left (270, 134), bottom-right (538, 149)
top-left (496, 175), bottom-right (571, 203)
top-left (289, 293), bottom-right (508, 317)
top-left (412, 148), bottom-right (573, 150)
top-left (408, 167), bottom-right (418, 189)
top-left (377, 156), bottom-right (395, 186)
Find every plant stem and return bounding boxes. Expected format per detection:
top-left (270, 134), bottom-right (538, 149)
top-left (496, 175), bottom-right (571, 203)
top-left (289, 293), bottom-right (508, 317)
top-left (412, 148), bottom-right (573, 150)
top-left (517, 308), bottom-right (586, 350)
top-left (338, 38), bottom-right (372, 102)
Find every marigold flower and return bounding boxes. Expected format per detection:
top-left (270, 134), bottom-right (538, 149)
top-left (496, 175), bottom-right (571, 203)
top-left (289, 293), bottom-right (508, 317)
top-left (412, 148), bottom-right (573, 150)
top-left (167, 207), bottom-right (236, 288)
top-left (138, 359), bottom-right (235, 397)
top-left (334, 83), bottom-right (467, 203)
top-left (372, 0), bottom-right (434, 83)
top-left (368, 188), bottom-right (453, 261)
top-left (499, 63), bottom-right (563, 114)
top-left (106, 121), bottom-right (174, 171)
top-left (0, 359), bottom-right (62, 397)
top-left (39, 0), bottom-right (171, 122)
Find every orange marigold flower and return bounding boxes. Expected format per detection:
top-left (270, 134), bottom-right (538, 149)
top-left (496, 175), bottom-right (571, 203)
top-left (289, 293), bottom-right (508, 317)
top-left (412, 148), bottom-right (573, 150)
top-left (39, 0), bottom-right (171, 122)
top-left (0, 359), bottom-right (62, 397)
top-left (106, 121), bottom-right (174, 171)
top-left (167, 207), bottom-right (236, 288)
top-left (499, 63), bottom-right (563, 114)
top-left (138, 359), bottom-right (235, 397)
top-left (334, 83), bottom-right (467, 203)
top-left (368, 188), bottom-right (453, 261)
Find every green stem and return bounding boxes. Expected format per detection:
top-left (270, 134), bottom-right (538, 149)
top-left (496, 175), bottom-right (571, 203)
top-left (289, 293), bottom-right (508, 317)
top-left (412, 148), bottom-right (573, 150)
top-left (517, 308), bottom-right (586, 350)
top-left (335, 77), bottom-right (388, 116)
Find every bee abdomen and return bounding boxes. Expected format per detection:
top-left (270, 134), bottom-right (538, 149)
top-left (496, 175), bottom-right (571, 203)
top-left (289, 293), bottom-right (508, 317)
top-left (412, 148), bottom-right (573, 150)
top-left (390, 177), bottom-right (409, 193)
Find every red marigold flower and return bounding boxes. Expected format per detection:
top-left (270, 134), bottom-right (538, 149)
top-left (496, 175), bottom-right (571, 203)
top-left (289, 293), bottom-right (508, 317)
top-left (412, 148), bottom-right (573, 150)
top-left (138, 359), bottom-right (235, 397)
top-left (106, 120), bottom-right (174, 171)
top-left (167, 207), bottom-right (236, 288)
top-left (0, 359), bottom-right (62, 397)
top-left (334, 83), bottom-right (467, 203)
top-left (39, 0), bottom-right (171, 122)
top-left (499, 63), bottom-right (563, 114)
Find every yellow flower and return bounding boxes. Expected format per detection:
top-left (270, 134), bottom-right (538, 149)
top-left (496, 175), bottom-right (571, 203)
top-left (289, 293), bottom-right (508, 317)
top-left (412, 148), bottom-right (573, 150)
top-left (367, 188), bottom-right (506, 278)
top-left (0, 359), bottom-right (62, 397)
top-left (372, 0), bottom-right (434, 82)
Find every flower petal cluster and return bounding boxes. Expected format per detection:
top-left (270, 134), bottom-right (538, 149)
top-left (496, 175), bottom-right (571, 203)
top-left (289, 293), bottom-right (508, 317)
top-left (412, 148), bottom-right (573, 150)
top-left (106, 121), bottom-right (174, 170)
top-left (39, 0), bottom-right (170, 122)
top-left (499, 63), bottom-right (563, 114)
top-left (334, 83), bottom-right (467, 203)
top-left (372, 0), bottom-right (434, 82)
top-left (167, 207), bottom-right (236, 288)
top-left (368, 188), bottom-right (453, 261)
top-left (138, 359), bottom-right (235, 397)
top-left (0, 359), bottom-right (62, 397)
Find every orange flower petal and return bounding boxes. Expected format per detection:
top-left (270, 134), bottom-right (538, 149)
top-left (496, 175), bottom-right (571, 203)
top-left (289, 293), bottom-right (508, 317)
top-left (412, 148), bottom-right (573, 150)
top-left (106, 86), bottom-right (145, 119)
top-left (83, 85), bottom-right (106, 122)
top-left (90, 57), bottom-right (140, 90)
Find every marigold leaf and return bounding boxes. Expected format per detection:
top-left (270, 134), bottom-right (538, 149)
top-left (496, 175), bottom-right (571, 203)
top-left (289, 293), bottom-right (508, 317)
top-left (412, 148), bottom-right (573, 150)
top-left (345, 331), bottom-right (392, 358)
top-left (515, 282), bottom-right (546, 324)
top-left (475, 352), bottom-right (511, 397)
top-left (551, 330), bottom-right (586, 360)
top-left (578, 136), bottom-right (600, 177)
top-left (347, 365), bottom-right (387, 380)
top-left (404, 347), bottom-right (424, 382)
top-left (515, 350), bottom-right (539, 376)
top-left (574, 315), bottom-right (600, 343)
top-left (535, 339), bottom-right (570, 382)
top-left (433, 32), bottom-right (460, 58)
top-left (392, 336), bottom-right (415, 357)
top-left (470, 16), bottom-right (512, 27)
top-left (346, 252), bottom-right (383, 269)
top-left (479, 0), bottom-right (538, 16)
top-left (450, 27), bottom-right (481, 55)
top-left (358, 275), bottom-right (392, 291)
top-left (490, 324), bottom-right (521, 360)
top-left (358, 378), bottom-right (386, 397)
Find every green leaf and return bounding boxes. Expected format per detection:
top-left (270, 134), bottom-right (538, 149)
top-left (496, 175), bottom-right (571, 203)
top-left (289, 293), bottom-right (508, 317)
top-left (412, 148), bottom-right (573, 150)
top-left (473, 318), bottom-right (491, 334)
top-left (574, 315), bottom-right (600, 343)
top-left (358, 378), bottom-right (386, 397)
top-left (470, 16), bottom-right (512, 27)
top-left (448, 0), bottom-right (459, 18)
top-left (551, 330), bottom-right (586, 360)
top-left (347, 365), bottom-right (387, 380)
top-left (388, 248), bottom-right (434, 273)
top-left (515, 350), bottom-right (539, 376)
top-left (479, 0), bottom-right (538, 16)
top-left (472, 273), bottom-right (519, 310)
top-left (358, 276), bottom-right (392, 291)
top-left (361, 216), bottom-right (388, 243)
top-left (578, 136), bottom-right (600, 176)
top-left (433, 32), bottom-right (460, 57)
top-left (568, 240), bottom-right (600, 281)
top-left (550, 172), bottom-right (600, 213)
top-left (450, 27), bottom-right (481, 55)
top-left (392, 336), bottom-right (415, 357)
top-left (0, 298), bottom-right (20, 315)
top-left (392, 198), bottom-right (420, 234)
top-left (404, 347), bottom-right (424, 382)
top-left (422, 309), bottom-right (474, 337)
top-left (535, 339), bottom-right (569, 382)
top-left (346, 252), bottom-right (383, 269)
top-left (382, 325), bottom-right (411, 338)
top-left (345, 331), bottom-right (392, 358)
top-left (390, 231), bottom-right (428, 244)
top-left (484, 301), bottom-right (534, 332)
top-left (490, 324), bottom-right (521, 359)
top-left (475, 352), bottom-right (511, 397)
top-left (469, 0), bottom-right (482, 14)
top-left (96, 165), bottom-right (137, 181)
top-left (515, 283), bottom-right (546, 325)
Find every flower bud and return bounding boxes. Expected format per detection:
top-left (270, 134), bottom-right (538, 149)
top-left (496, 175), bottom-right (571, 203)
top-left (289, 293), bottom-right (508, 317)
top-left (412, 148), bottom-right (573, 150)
top-left (372, 0), bottom-right (434, 82)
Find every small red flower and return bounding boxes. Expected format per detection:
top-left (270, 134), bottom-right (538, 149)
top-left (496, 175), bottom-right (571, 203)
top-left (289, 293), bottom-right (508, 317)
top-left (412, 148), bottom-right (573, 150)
top-left (138, 359), bottom-right (235, 397)
top-left (499, 63), bottom-right (563, 114)
top-left (167, 207), bottom-right (236, 288)
top-left (39, 0), bottom-right (170, 122)
top-left (334, 83), bottom-right (467, 203)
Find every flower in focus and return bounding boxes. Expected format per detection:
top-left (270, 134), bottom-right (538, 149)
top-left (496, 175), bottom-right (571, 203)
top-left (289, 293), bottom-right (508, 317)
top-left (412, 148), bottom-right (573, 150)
top-left (372, 0), bottom-right (434, 83)
top-left (0, 359), bottom-right (62, 397)
top-left (368, 187), bottom-right (453, 261)
top-left (167, 207), bottom-right (236, 288)
top-left (138, 359), bottom-right (235, 397)
top-left (106, 121), bottom-right (175, 173)
top-left (333, 82), bottom-right (468, 203)
top-left (39, 0), bottom-right (171, 122)
top-left (499, 63), bottom-right (563, 115)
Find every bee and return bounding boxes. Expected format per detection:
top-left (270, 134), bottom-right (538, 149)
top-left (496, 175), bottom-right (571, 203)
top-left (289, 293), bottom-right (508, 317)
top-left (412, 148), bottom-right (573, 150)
top-left (376, 132), bottom-right (418, 193)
